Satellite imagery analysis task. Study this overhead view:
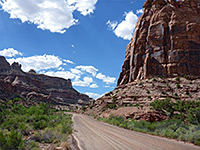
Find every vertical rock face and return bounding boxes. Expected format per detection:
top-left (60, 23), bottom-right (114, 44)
top-left (118, 0), bottom-right (200, 85)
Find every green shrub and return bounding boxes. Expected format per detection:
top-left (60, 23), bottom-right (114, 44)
top-left (160, 129), bottom-right (178, 138)
top-left (61, 125), bottom-right (72, 134)
top-left (112, 96), bottom-right (117, 103)
top-left (0, 131), bottom-right (7, 149)
top-left (0, 130), bottom-right (24, 150)
top-left (194, 137), bottom-right (200, 146)
top-left (150, 98), bottom-right (174, 117)
top-left (153, 78), bottom-right (157, 81)
top-left (176, 84), bottom-right (181, 88)
top-left (0, 100), bottom-right (72, 148)
top-left (176, 77), bottom-right (180, 81)
top-left (187, 107), bottom-right (200, 125)
top-left (98, 116), bottom-right (200, 146)
top-left (81, 106), bottom-right (87, 111)
top-left (150, 99), bottom-right (200, 121)
top-left (33, 120), bottom-right (48, 129)
top-left (107, 104), bottom-right (117, 109)
top-left (161, 91), bottom-right (167, 95)
top-left (24, 140), bottom-right (38, 150)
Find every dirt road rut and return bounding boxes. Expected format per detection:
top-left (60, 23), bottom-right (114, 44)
top-left (72, 114), bottom-right (200, 150)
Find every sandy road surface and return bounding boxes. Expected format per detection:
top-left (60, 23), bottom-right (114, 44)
top-left (72, 114), bottom-right (200, 150)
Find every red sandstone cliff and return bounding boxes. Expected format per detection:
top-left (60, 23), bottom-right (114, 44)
top-left (118, 0), bottom-right (200, 85)
top-left (87, 0), bottom-right (200, 121)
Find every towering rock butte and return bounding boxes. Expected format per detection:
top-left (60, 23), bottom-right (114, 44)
top-left (118, 0), bottom-right (200, 85)
top-left (88, 0), bottom-right (200, 121)
top-left (0, 56), bottom-right (92, 105)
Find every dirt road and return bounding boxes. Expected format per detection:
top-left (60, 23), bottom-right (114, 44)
top-left (72, 114), bottom-right (200, 150)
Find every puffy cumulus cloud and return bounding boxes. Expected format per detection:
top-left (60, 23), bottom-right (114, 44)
top-left (0, 0), bottom-right (76, 33)
top-left (90, 84), bottom-right (98, 88)
top-left (75, 65), bottom-right (98, 76)
top-left (108, 11), bottom-right (138, 40)
top-left (136, 9), bottom-right (143, 14)
top-left (68, 0), bottom-right (98, 16)
top-left (0, 0), bottom-right (98, 33)
top-left (114, 11), bottom-right (138, 40)
top-left (72, 76), bottom-right (93, 87)
top-left (7, 54), bottom-right (62, 72)
top-left (85, 92), bottom-right (101, 100)
top-left (106, 20), bottom-right (118, 30)
top-left (96, 73), bottom-right (116, 84)
top-left (42, 70), bottom-right (78, 80)
top-left (0, 48), bottom-right (22, 57)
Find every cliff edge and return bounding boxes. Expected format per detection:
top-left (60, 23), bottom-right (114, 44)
top-left (118, 0), bottom-right (200, 85)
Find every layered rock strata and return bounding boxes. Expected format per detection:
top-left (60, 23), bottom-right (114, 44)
top-left (0, 56), bottom-right (92, 105)
top-left (118, 0), bottom-right (200, 85)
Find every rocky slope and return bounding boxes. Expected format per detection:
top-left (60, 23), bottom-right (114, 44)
top-left (88, 0), bottom-right (200, 121)
top-left (89, 77), bottom-right (200, 121)
top-left (0, 56), bottom-right (92, 105)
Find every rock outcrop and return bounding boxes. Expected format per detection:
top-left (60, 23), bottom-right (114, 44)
top-left (0, 56), bottom-right (92, 105)
top-left (118, 0), bottom-right (200, 85)
top-left (87, 0), bottom-right (200, 121)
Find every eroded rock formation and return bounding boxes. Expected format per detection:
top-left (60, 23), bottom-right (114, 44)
top-left (0, 56), bottom-right (92, 105)
top-left (87, 0), bottom-right (200, 121)
top-left (118, 0), bottom-right (200, 85)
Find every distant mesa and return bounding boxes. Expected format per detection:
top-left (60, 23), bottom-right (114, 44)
top-left (0, 56), bottom-right (92, 105)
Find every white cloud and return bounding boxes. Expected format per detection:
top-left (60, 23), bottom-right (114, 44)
top-left (72, 76), bottom-right (93, 87)
top-left (96, 73), bottom-right (116, 84)
top-left (114, 11), bottom-right (138, 40)
top-left (0, 0), bottom-right (98, 33)
top-left (70, 68), bottom-right (83, 75)
top-left (68, 0), bottom-right (98, 16)
top-left (58, 67), bottom-right (64, 71)
top-left (85, 92), bottom-right (101, 99)
top-left (106, 20), bottom-right (118, 30)
top-left (104, 85), bottom-right (111, 88)
top-left (0, 48), bottom-right (22, 57)
top-left (42, 70), bottom-right (78, 80)
top-left (75, 65), bottom-right (98, 76)
top-left (108, 11), bottom-right (138, 40)
top-left (7, 54), bottom-right (62, 72)
top-left (136, 9), bottom-right (143, 14)
top-left (90, 84), bottom-right (98, 88)
top-left (63, 59), bottom-right (74, 64)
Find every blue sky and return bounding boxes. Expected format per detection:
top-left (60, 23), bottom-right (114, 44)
top-left (0, 0), bottom-right (146, 99)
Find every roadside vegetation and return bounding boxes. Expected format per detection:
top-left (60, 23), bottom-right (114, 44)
top-left (97, 98), bottom-right (200, 146)
top-left (0, 98), bottom-right (72, 150)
